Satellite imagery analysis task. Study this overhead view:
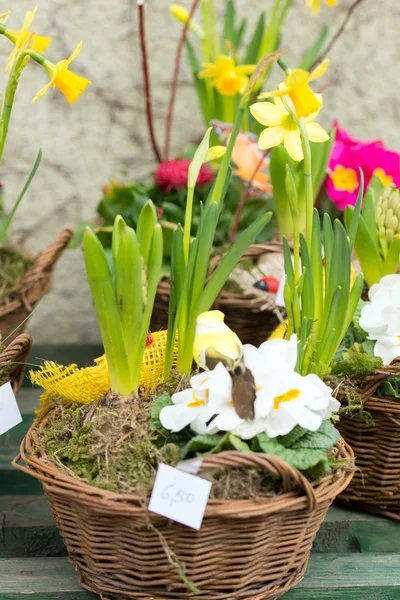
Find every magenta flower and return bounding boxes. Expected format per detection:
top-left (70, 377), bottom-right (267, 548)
top-left (326, 121), bottom-right (400, 210)
top-left (155, 159), bottom-right (214, 192)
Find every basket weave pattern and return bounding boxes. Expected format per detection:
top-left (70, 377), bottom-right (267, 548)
top-left (337, 357), bottom-right (400, 520)
top-left (14, 412), bottom-right (353, 600)
top-left (0, 332), bottom-right (32, 393)
top-left (151, 242), bottom-right (284, 346)
top-left (0, 228), bottom-right (73, 341)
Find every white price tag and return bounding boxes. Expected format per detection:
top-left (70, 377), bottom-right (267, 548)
top-left (176, 457), bottom-right (203, 475)
top-left (0, 382), bottom-right (22, 436)
top-left (148, 463), bottom-right (212, 530)
top-left (275, 269), bottom-right (286, 308)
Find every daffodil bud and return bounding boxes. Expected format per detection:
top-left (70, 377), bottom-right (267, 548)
top-left (170, 4), bottom-right (204, 38)
top-left (204, 145), bottom-right (226, 162)
top-left (376, 184), bottom-right (400, 244)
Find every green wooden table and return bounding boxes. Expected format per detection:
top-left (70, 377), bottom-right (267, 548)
top-left (1, 346), bottom-right (399, 599)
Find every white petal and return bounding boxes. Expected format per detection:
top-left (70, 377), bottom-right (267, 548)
top-left (171, 388), bottom-right (199, 405)
top-left (232, 419), bottom-right (268, 440)
top-left (207, 408), bottom-right (243, 433)
top-left (160, 404), bottom-right (202, 432)
top-left (316, 397), bottom-right (341, 420)
top-left (254, 388), bottom-right (274, 419)
top-left (283, 402), bottom-right (322, 432)
top-left (359, 303), bottom-right (388, 338)
top-left (265, 408), bottom-right (297, 438)
top-left (374, 338), bottom-right (400, 365)
top-left (258, 335), bottom-right (298, 371)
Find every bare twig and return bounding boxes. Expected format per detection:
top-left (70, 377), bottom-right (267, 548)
top-left (230, 152), bottom-right (269, 244)
top-left (163, 0), bottom-right (201, 160)
top-left (137, 0), bottom-right (163, 163)
top-left (311, 0), bottom-right (364, 69)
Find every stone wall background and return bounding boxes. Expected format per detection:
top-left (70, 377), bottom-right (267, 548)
top-left (1, 0), bottom-right (398, 344)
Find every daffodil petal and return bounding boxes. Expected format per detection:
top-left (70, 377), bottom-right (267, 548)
top-left (33, 35), bottom-right (52, 54)
top-left (258, 126), bottom-right (285, 150)
top-left (67, 41), bottom-right (83, 66)
top-left (306, 121), bottom-right (330, 143)
top-left (32, 79), bottom-right (54, 103)
top-left (284, 128), bottom-right (304, 162)
top-left (250, 102), bottom-right (285, 126)
top-left (258, 88), bottom-right (287, 100)
top-left (237, 64), bottom-right (256, 76)
top-left (308, 58), bottom-right (329, 82)
top-left (286, 69), bottom-right (309, 87)
top-left (5, 46), bottom-right (18, 73)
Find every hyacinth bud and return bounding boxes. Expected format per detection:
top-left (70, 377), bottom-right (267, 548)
top-left (376, 184), bottom-right (400, 244)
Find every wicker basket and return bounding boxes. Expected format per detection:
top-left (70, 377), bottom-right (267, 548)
top-left (151, 241), bottom-right (284, 346)
top-left (337, 357), bottom-right (400, 520)
top-left (0, 228), bottom-right (73, 342)
top-left (0, 332), bottom-right (32, 394)
top-left (14, 411), bottom-right (353, 600)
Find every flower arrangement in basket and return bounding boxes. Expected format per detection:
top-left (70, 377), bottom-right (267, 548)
top-left (70, 0), bottom-right (365, 346)
top-left (0, 7), bottom-right (90, 341)
top-left (13, 53), bottom-right (363, 600)
top-left (326, 181), bottom-right (400, 520)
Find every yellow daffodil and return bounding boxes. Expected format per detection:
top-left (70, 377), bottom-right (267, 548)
top-left (5, 6), bottom-right (52, 72)
top-left (259, 59), bottom-right (329, 119)
top-left (307, 0), bottom-right (338, 13)
top-left (198, 55), bottom-right (256, 96)
top-left (0, 11), bottom-right (11, 24)
top-left (170, 3), bottom-right (204, 38)
top-left (32, 42), bottom-right (91, 104)
top-left (250, 96), bottom-right (329, 162)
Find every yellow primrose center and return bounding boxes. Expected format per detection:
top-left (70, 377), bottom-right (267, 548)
top-left (374, 167), bottom-right (394, 187)
top-left (273, 389), bottom-right (301, 410)
top-left (33, 41), bottom-right (91, 104)
top-left (330, 165), bottom-right (359, 193)
top-left (198, 55), bottom-right (256, 96)
top-left (6, 6), bottom-right (52, 72)
top-left (188, 391), bottom-right (206, 408)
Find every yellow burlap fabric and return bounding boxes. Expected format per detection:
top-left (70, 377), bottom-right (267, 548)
top-left (31, 331), bottom-right (177, 413)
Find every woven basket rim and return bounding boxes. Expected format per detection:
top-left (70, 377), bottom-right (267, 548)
top-left (0, 227), bottom-right (73, 319)
top-left (337, 356), bottom-right (400, 414)
top-left (0, 333), bottom-right (32, 394)
top-left (14, 403), bottom-right (354, 519)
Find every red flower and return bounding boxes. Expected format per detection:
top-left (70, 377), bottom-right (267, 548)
top-left (155, 158), bottom-right (214, 192)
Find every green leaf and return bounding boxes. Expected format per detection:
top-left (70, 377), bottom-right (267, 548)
top-left (252, 433), bottom-right (330, 473)
top-left (150, 392), bottom-right (174, 431)
top-left (379, 377), bottom-right (400, 399)
top-left (232, 18), bottom-right (247, 49)
top-left (228, 434), bottom-right (251, 452)
top-left (198, 212), bottom-right (272, 312)
top-left (222, 0), bottom-right (235, 46)
top-left (68, 220), bottom-right (98, 249)
top-left (344, 209), bottom-right (382, 286)
top-left (298, 26), bottom-right (329, 70)
top-left (0, 148), bottom-right (42, 244)
top-left (244, 13), bottom-right (265, 64)
top-left (179, 433), bottom-right (225, 458)
top-left (136, 200), bottom-right (157, 267)
top-left (291, 420), bottom-right (340, 450)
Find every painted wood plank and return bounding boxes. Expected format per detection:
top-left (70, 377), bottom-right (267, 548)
top-left (0, 447), bottom-right (42, 495)
top-left (0, 555), bottom-right (400, 599)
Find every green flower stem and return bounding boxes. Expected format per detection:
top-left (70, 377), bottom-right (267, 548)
top-left (183, 185), bottom-right (194, 264)
top-left (0, 49), bottom-right (46, 168)
top-left (297, 118), bottom-right (313, 250)
top-left (209, 106), bottom-right (244, 207)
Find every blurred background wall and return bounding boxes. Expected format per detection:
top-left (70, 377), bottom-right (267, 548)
top-left (1, 0), bottom-right (399, 343)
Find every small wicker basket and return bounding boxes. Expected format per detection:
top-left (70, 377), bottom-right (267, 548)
top-left (151, 241), bottom-right (284, 346)
top-left (337, 357), bottom-right (400, 520)
top-left (0, 332), bottom-right (32, 394)
top-left (0, 228), bottom-right (73, 342)
top-left (14, 410), bottom-right (353, 600)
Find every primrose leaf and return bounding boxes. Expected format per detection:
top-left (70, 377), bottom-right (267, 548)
top-left (150, 393), bottom-right (174, 431)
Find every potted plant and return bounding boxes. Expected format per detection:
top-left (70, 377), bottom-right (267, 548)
top-left (14, 54), bottom-right (358, 599)
top-left (0, 7), bottom-right (90, 341)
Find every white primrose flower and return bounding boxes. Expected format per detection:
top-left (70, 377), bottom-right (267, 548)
top-left (160, 334), bottom-right (340, 440)
top-left (359, 274), bottom-right (400, 365)
top-left (159, 363), bottom-right (231, 434)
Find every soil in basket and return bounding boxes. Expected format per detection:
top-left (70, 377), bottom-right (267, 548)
top-left (35, 375), bottom-right (345, 501)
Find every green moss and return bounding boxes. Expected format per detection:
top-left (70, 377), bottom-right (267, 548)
top-left (0, 246), bottom-right (33, 301)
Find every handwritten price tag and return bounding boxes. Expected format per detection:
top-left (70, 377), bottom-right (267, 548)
top-left (0, 382), bottom-right (22, 436)
top-left (148, 463), bottom-right (212, 530)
